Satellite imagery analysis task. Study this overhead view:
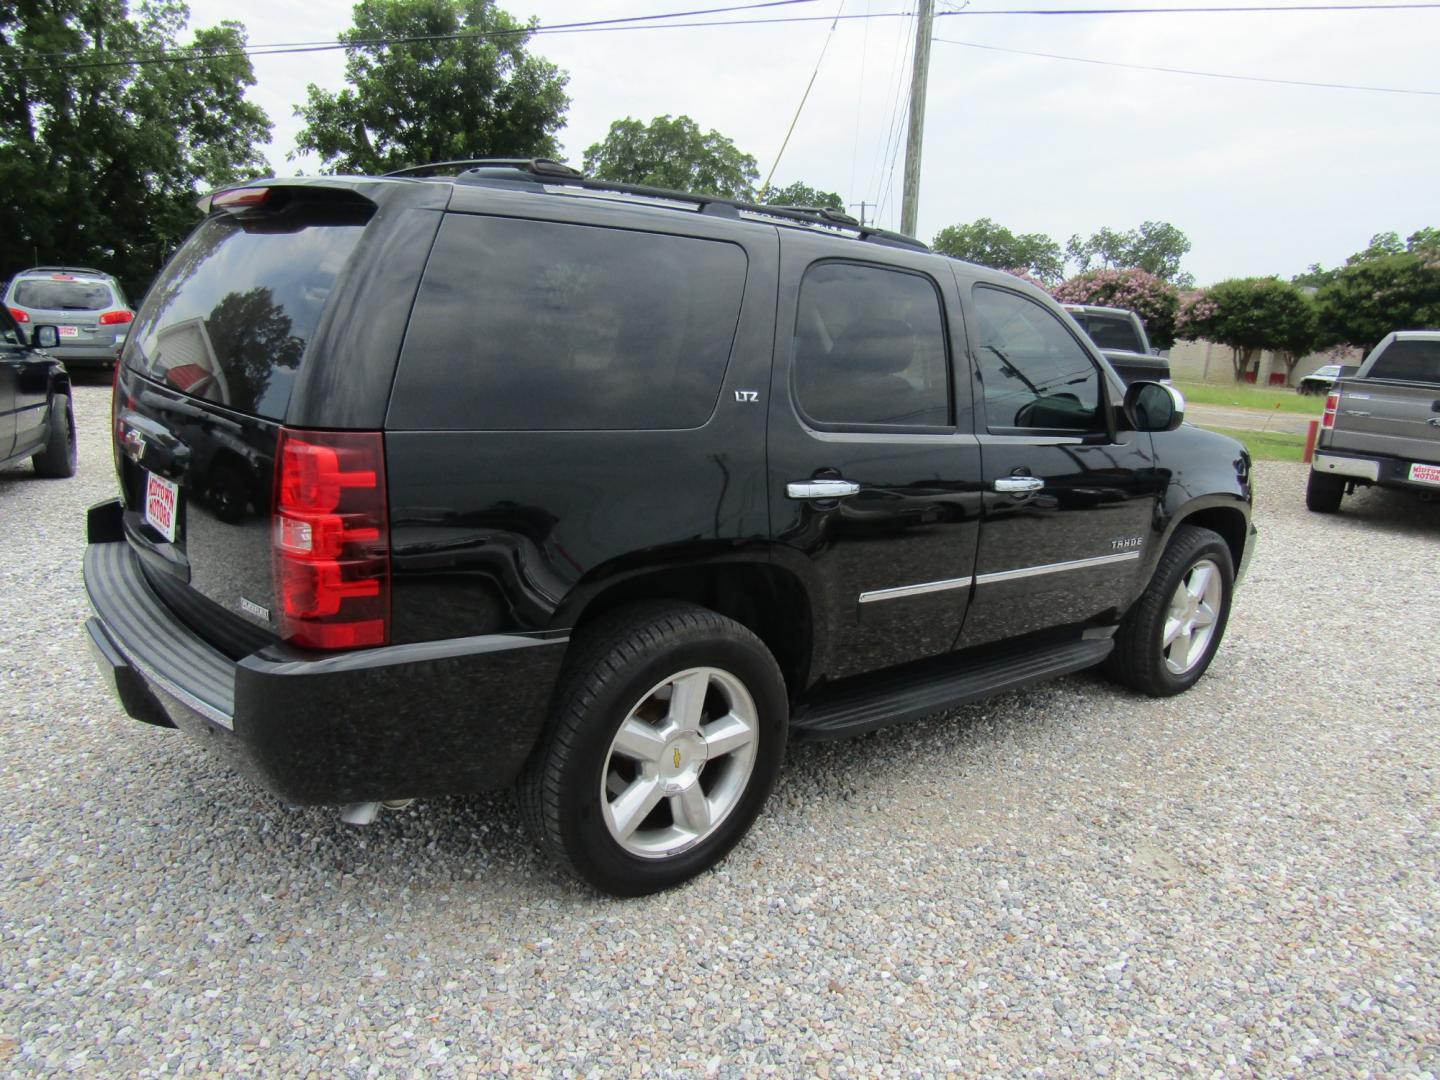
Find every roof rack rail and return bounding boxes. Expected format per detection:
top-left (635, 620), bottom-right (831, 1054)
top-left (384, 158), bottom-right (582, 179)
top-left (388, 157), bottom-right (929, 251)
top-left (23, 265), bottom-right (107, 276)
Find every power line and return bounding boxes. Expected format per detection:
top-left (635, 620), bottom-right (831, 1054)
top-left (16, 3), bottom-right (1437, 74)
top-left (934, 35), bottom-right (1440, 93)
top-left (762, 1), bottom-right (847, 190)
top-left (866, 12), bottom-right (917, 209)
top-left (11, 0), bottom-right (822, 73)
top-left (942, 0), bottom-right (1440, 11)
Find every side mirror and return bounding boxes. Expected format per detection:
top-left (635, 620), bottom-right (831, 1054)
top-left (32, 325), bottom-right (59, 350)
top-left (1123, 380), bottom-right (1185, 433)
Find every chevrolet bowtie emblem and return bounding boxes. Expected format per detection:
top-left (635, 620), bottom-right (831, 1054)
top-left (673, 748), bottom-right (682, 769)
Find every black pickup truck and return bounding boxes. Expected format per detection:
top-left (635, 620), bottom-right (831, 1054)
top-left (82, 162), bottom-right (1255, 894)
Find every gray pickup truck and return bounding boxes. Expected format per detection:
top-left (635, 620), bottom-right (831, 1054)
top-left (1307, 330), bottom-right (1440, 513)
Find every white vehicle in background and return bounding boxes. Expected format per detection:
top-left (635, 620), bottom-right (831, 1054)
top-left (4, 266), bottom-right (133, 371)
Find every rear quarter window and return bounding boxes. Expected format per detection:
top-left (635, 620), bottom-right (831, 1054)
top-left (387, 215), bottom-right (748, 431)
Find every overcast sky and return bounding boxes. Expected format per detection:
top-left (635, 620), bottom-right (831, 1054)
top-left (184, 0), bottom-right (1437, 285)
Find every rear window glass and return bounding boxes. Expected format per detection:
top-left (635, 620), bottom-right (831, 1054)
top-left (127, 213), bottom-right (366, 420)
top-left (1367, 339), bottom-right (1440, 383)
top-left (388, 215), bottom-right (747, 431)
top-left (14, 280), bottom-right (114, 311)
top-left (1081, 314), bottom-right (1144, 353)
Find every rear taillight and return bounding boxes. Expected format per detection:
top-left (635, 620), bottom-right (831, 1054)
top-left (1322, 392), bottom-right (1339, 429)
top-left (8, 307), bottom-right (28, 323)
top-left (99, 310), bottom-right (133, 326)
top-left (273, 429), bottom-right (390, 651)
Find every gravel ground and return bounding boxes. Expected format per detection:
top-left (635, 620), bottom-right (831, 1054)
top-left (2, 382), bottom-right (1437, 1077)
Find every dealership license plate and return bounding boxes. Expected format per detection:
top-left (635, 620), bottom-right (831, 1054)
top-left (59, 325), bottom-right (79, 337)
top-left (145, 472), bottom-right (180, 542)
top-left (1410, 463), bottom-right (1440, 486)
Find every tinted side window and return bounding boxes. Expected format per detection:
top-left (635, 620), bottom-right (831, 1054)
top-left (972, 287), bottom-right (1102, 432)
top-left (1367, 339), bottom-right (1440, 384)
top-left (389, 216), bottom-right (748, 431)
top-left (792, 262), bottom-right (950, 428)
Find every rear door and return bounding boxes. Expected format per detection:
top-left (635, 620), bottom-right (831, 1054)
top-left (768, 232), bottom-right (983, 682)
top-left (113, 187), bottom-right (383, 647)
top-left (955, 281), bottom-right (1161, 648)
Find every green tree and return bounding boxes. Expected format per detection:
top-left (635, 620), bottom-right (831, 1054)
top-left (1407, 227), bottom-right (1440, 254)
top-left (760, 181), bottom-right (843, 211)
top-left (1349, 230), bottom-right (1406, 262)
top-left (1065, 221), bottom-right (1193, 286)
top-left (583, 115), bottom-right (758, 199)
top-left (1314, 252), bottom-right (1440, 356)
top-left (1179, 277), bottom-right (1317, 381)
top-left (294, 0), bottom-right (569, 175)
top-left (0, 0), bottom-right (270, 299)
top-left (931, 218), bottom-right (1065, 284)
top-left (1292, 262), bottom-right (1339, 289)
top-left (1052, 268), bottom-right (1181, 349)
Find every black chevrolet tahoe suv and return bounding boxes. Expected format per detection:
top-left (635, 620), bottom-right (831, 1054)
top-left (84, 161), bottom-right (1255, 895)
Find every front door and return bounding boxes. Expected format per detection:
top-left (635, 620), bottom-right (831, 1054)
top-left (768, 235), bottom-right (984, 683)
top-left (955, 281), bottom-right (1162, 649)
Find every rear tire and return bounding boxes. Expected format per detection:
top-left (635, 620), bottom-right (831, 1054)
top-left (1105, 525), bottom-right (1234, 697)
top-left (518, 602), bottom-right (787, 897)
top-left (1305, 469), bottom-right (1344, 513)
top-left (32, 393), bottom-right (77, 479)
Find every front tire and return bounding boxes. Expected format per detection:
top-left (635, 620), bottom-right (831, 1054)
top-left (518, 602), bottom-right (787, 896)
top-left (1105, 525), bottom-right (1235, 697)
top-left (1305, 469), bottom-right (1344, 513)
top-left (32, 393), bottom-right (77, 478)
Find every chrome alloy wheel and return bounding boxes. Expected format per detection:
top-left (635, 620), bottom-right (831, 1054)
top-left (600, 666), bottom-right (759, 860)
top-left (1162, 557), bottom-right (1223, 675)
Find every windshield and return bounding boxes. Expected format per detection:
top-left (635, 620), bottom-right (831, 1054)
top-left (14, 280), bottom-right (115, 311)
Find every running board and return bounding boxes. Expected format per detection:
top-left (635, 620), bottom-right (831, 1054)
top-left (789, 637), bottom-right (1114, 743)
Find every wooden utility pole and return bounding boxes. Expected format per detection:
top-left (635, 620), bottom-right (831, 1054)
top-left (900, 0), bottom-right (935, 239)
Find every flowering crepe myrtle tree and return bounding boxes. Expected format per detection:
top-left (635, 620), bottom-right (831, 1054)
top-left (1178, 277), bottom-right (1317, 382)
top-left (1052, 269), bottom-right (1181, 349)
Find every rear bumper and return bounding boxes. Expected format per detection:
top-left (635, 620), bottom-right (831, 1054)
top-left (1313, 448), bottom-right (1440, 490)
top-left (47, 342), bottom-right (123, 368)
top-left (82, 515), bottom-right (566, 804)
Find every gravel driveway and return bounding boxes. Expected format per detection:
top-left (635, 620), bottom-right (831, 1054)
top-left (2, 383), bottom-right (1437, 1077)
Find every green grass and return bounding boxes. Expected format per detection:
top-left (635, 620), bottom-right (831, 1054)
top-left (1200, 425), bottom-right (1308, 462)
top-left (1174, 380), bottom-right (1324, 415)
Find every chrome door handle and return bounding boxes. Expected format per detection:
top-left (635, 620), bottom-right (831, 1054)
top-left (787, 479), bottom-right (861, 500)
top-left (994, 477), bottom-right (1045, 493)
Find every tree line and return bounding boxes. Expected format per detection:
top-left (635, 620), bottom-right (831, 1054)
top-left (4, 0), bottom-right (1437, 367)
top-left (953, 222), bottom-right (1439, 376)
